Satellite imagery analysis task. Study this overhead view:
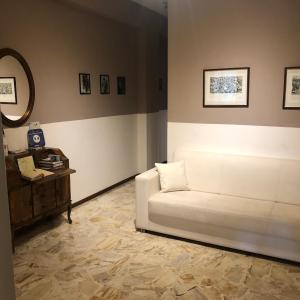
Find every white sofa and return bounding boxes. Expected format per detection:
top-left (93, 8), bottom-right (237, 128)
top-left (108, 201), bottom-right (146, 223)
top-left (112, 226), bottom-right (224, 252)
top-left (135, 150), bottom-right (300, 262)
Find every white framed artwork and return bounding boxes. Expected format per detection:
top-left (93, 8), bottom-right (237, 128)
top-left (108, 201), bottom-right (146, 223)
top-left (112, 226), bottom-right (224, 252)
top-left (203, 67), bottom-right (250, 107)
top-left (283, 67), bottom-right (300, 109)
top-left (0, 77), bottom-right (17, 104)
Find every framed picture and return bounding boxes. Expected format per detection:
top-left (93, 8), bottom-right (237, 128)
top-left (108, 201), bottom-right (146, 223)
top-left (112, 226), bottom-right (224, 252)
top-left (117, 76), bottom-right (126, 95)
top-left (79, 73), bottom-right (91, 95)
top-left (0, 77), bottom-right (17, 104)
top-left (283, 67), bottom-right (300, 109)
top-left (203, 67), bottom-right (250, 107)
top-left (100, 74), bottom-right (110, 95)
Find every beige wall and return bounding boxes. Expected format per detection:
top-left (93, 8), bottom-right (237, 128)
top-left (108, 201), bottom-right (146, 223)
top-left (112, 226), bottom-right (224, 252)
top-left (168, 0), bottom-right (300, 127)
top-left (0, 0), bottom-right (167, 125)
top-left (137, 29), bottom-right (167, 114)
top-left (1, 0), bottom-right (137, 124)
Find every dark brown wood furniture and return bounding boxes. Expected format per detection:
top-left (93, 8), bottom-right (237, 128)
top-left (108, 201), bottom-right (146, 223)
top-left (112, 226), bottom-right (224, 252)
top-left (5, 148), bottom-right (75, 248)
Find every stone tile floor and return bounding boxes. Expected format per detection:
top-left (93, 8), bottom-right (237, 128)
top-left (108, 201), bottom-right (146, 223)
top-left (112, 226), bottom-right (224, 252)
top-left (14, 181), bottom-right (300, 300)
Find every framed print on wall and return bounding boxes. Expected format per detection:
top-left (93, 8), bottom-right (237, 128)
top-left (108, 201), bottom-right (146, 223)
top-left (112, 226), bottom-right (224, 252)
top-left (79, 73), bottom-right (91, 95)
top-left (0, 77), bottom-right (17, 104)
top-left (100, 74), bottom-right (110, 95)
top-left (283, 67), bottom-right (300, 109)
top-left (117, 76), bottom-right (126, 95)
top-left (203, 67), bottom-right (250, 107)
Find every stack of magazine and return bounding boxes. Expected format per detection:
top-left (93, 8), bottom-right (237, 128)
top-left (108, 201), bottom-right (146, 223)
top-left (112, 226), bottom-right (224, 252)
top-left (39, 155), bottom-right (64, 170)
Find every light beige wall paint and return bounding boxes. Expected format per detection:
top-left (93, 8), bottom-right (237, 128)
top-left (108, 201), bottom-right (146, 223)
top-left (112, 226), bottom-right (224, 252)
top-left (137, 28), bottom-right (167, 113)
top-left (168, 0), bottom-right (300, 127)
top-left (0, 115), bottom-right (15, 299)
top-left (0, 0), bottom-right (136, 124)
top-left (0, 0), bottom-right (167, 125)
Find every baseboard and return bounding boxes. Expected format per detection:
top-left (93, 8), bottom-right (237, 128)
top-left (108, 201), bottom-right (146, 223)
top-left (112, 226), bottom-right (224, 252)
top-left (72, 174), bottom-right (138, 208)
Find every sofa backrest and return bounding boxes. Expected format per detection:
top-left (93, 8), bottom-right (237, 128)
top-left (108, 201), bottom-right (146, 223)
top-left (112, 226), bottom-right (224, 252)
top-left (174, 150), bottom-right (300, 205)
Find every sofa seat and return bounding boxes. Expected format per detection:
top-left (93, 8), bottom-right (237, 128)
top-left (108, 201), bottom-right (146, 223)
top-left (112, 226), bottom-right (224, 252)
top-left (149, 191), bottom-right (300, 241)
top-left (270, 203), bottom-right (300, 241)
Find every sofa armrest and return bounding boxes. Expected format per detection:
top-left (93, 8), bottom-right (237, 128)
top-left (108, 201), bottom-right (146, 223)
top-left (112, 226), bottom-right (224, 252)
top-left (135, 168), bottom-right (160, 229)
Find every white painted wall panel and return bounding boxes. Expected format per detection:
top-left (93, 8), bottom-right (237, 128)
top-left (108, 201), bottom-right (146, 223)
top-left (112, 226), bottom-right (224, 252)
top-left (4, 112), bottom-right (168, 203)
top-left (159, 110), bottom-right (168, 162)
top-left (168, 122), bottom-right (300, 161)
top-left (137, 113), bottom-right (148, 173)
top-left (5, 114), bottom-right (138, 203)
top-left (137, 110), bottom-right (167, 172)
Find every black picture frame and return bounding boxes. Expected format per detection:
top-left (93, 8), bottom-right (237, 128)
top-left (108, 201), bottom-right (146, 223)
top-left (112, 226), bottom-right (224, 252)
top-left (100, 74), bottom-right (110, 95)
top-left (79, 73), bottom-right (91, 95)
top-left (203, 67), bottom-right (250, 108)
top-left (283, 67), bottom-right (300, 110)
top-left (0, 76), bottom-right (17, 105)
top-left (117, 76), bottom-right (126, 95)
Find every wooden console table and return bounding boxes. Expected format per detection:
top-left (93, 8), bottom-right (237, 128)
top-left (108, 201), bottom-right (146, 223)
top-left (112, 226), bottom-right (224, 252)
top-left (5, 148), bottom-right (76, 249)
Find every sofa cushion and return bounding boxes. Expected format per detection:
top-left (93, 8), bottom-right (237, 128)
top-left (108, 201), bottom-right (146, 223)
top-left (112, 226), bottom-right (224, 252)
top-left (174, 151), bottom-right (223, 194)
top-left (268, 203), bottom-right (300, 241)
top-left (149, 191), bottom-right (274, 236)
top-left (276, 160), bottom-right (300, 206)
top-left (149, 191), bottom-right (300, 241)
top-left (219, 155), bottom-right (280, 201)
top-left (174, 150), bottom-right (300, 205)
top-left (155, 161), bottom-right (189, 192)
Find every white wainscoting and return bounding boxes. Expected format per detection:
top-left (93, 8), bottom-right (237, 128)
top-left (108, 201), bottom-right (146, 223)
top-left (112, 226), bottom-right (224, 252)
top-left (168, 122), bottom-right (300, 161)
top-left (137, 110), bottom-right (167, 172)
top-left (5, 115), bottom-right (138, 203)
top-left (4, 111), bottom-right (167, 203)
top-left (137, 113), bottom-right (148, 173)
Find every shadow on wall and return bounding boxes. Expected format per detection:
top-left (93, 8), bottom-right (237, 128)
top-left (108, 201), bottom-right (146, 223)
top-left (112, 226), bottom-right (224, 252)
top-left (147, 110), bottom-right (167, 168)
top-left (0, 119), bottom-right (16, 299)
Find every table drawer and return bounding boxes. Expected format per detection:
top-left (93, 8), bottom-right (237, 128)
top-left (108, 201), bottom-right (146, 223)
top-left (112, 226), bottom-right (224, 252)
top-left (9, 185), bottom-right (32, 226)
top-left (33, 181), bottom-right (56, 216)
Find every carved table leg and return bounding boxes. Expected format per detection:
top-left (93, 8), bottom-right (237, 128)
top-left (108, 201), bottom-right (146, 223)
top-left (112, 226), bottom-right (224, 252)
top-left (67, 204), bottom-right (72, 224)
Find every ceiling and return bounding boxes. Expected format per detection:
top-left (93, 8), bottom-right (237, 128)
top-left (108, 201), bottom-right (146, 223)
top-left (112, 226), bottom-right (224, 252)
top-left (131, 0), bottom-right (167, 16)
top-left (61, 0), bottom-right (167, 28)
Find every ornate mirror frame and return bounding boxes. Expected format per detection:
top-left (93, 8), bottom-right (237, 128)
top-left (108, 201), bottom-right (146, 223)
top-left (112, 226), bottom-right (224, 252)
top-left (0, 48), bottom-right (35, 128)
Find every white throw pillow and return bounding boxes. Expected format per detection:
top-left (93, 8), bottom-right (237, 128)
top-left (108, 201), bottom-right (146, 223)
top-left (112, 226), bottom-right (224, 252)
top-left (155, 161), bottom-right (189, 192)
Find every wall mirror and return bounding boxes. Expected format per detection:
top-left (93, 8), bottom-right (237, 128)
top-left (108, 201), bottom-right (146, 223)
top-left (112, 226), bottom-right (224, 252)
top-left (0, 48), bottom-right (35, 127)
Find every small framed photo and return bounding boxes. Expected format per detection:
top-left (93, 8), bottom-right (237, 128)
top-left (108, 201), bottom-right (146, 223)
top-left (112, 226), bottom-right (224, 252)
top-left (79, 73), bottom-right (91, 95)
top-left (283, 67), bottom-right (300, 109)
top-left (117, 76), bottom-right (126, 95)
top-left (203, 67), bottom-right (250, 107)
top-left (0, 77), bottom-right (17, 104)
top-left (100, 74), bottom-right (110, 95)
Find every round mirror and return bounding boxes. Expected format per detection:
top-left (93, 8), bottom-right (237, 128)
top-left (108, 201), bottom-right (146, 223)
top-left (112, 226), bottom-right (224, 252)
top-left (0, 48), bottom-right (35, 128)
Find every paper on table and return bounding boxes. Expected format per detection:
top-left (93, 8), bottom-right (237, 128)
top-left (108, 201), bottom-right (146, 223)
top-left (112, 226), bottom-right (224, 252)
top-left (36, 169), bottom-right (53, 177)
top-left (17, 156), bottom-right (53, 181)
top-left (17, 156), bottom-right (35, 174)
